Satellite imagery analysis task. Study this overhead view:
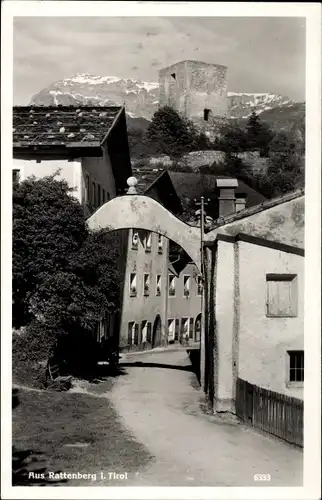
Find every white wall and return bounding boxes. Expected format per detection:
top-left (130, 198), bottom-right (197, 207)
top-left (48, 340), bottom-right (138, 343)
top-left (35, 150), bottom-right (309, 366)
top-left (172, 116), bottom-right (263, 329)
top-left (237, 241), bottom-right (304, 400)
top-left (13, 159), bottom-right (82, 202)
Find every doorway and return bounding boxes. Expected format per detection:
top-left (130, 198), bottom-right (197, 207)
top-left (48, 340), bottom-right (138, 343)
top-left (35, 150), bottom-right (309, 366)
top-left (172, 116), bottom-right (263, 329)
top-left (152, 315), bottom-right (162, 348)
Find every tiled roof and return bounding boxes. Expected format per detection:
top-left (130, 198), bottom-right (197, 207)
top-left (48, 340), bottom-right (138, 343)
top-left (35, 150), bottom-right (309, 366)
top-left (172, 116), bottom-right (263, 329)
top-left (131, 164), bottom-right (165, 195)
top-left (167, 172), bottom-right (266, 208)
top-left (13, 105), bottom-right (123, 148)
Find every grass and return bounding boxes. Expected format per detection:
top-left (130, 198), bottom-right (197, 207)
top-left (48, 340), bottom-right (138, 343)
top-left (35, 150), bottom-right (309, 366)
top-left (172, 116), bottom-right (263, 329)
top-left (12, 388), bottom-right (153, 486)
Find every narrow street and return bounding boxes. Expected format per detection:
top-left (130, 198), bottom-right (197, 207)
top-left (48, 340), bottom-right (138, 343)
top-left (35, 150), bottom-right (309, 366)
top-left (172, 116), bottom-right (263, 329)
top-left (105, 349), bottom-right (303, 487)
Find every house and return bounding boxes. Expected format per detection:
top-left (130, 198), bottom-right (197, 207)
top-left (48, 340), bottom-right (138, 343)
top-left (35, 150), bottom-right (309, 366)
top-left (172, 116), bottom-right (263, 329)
top-left (12, 105), bottom-right (132, 344)
top-left (204, 189), bottom-right (305, 412)
top-left (12, 105), bottom-right (132, 216)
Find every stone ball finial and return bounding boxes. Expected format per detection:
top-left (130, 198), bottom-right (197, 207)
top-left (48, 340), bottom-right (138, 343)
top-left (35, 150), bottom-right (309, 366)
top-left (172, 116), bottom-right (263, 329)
top-left (127, 176), bottom-right (138, 187)
top-left (127, 176), bottom-right (138, 194)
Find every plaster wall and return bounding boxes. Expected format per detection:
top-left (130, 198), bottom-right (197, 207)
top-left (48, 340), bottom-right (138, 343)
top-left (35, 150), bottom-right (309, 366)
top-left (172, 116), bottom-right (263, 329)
top-left (237, 241), bottom-right (304, 400)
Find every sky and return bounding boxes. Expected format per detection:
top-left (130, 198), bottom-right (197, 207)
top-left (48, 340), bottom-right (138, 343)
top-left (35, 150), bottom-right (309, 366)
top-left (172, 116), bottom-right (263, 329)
top-left (13, 16), bottom-right (306, 104)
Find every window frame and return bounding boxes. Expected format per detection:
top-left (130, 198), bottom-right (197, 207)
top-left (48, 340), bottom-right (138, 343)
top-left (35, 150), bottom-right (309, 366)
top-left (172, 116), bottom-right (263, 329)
top-left (266, 274), bottom-right (298, 318)
top-left (286, 350), bottom-right (304, 387)
top-left (167, 318), bottom-right (175, 340)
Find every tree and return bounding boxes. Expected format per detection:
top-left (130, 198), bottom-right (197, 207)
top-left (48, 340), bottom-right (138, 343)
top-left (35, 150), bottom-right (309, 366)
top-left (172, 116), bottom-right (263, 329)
top-left (145, 106), bottom-right (201, 157)
top-left (217, 122), bottom-right (248, 153)
top-left (245, 111), bottom-right (274, 155)
top-left (13, 175), bottom-right (121, 370)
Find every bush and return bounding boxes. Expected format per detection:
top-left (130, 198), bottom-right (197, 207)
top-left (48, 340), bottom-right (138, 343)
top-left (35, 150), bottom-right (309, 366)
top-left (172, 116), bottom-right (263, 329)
top-left (12, 175), bottom-right (121, 381)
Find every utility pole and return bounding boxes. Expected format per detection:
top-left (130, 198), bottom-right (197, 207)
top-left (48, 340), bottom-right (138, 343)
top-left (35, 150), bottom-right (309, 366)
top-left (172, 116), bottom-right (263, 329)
top-left (194, 197), bottom-right (210, 390)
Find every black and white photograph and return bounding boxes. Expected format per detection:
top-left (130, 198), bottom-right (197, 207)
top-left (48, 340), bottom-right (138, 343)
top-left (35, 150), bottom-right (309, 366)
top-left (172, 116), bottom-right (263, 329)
top-left (1, 2), bottom-right (321, 499)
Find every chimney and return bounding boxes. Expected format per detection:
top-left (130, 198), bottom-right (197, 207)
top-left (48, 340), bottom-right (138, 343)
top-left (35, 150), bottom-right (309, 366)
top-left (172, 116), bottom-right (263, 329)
top-left (235, 193), bottom-right (247, 212)
top-left (216, 178), bottom-right (238, 218)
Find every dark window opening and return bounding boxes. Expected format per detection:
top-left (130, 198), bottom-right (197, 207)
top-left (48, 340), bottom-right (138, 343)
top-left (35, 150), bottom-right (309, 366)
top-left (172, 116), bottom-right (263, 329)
top-left (204, 109), bottom-right (211, 121)
top-left (288, 350), bottom-right (304, 382)
top-left (171, 73), bottom-right (176, 80)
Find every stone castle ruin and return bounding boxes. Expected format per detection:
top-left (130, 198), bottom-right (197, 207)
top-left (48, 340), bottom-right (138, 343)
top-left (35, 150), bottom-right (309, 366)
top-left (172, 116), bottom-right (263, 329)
top-left (158, 60), bottom-right (228, 139)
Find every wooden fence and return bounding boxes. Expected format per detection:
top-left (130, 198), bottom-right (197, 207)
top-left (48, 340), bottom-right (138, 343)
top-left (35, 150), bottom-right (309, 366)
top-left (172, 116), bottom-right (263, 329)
top-left (235, 378), bottom-right (303, 447)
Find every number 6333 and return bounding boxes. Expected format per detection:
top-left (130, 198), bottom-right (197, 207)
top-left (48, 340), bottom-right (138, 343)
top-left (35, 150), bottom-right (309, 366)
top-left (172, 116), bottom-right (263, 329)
top-left (254, 474), bottom-right (271, 481)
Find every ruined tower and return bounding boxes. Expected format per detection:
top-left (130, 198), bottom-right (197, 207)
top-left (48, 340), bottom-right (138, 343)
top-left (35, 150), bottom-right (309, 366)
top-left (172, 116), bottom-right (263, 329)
top-left (158, 60), bottom-right (228, 129)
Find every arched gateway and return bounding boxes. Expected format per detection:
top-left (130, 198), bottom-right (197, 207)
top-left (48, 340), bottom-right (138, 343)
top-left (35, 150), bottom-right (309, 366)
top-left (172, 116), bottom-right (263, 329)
top-left (87, 177), bottom-right (206, 393)
top-left (87, 188), bottom-right (202, 271)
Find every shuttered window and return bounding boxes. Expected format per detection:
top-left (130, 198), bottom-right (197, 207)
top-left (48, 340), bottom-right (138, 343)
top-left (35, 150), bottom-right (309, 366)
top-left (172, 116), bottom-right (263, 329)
top-left (146, 322), bottom-right (152, 343)
top-left (266, 274), bottom-right (298, 317)
top-left (169, 274), bottom-right (176, 297)
top-left (128, 322), bottom-right (135, 345)
top-left (129, 273), bottom-right (137, 297)
top-left (132, 230), bottom-right (139, 250)
top-left (145, 232), bottom-right (152, 252)
top-left (141, 321), bottom-right (148, 343)
top-left (143, 274), bottom-right (150, 296)
top-left (189, 318), bottom-right (194, 339)
top-left (183, 276), bottom-right (191, 297)
top-left (168, 319), bottom-right (175, 340)
top-left (134, 324), bottom-right (139, 345)
top-left (157, 234), bottom-right (163, 254)
top-left (174, 319), bottom-right (180, 341)
top-left (156, 275), bottom-right (162, 296)
top-left (197, 276), bottom-right (203, 296)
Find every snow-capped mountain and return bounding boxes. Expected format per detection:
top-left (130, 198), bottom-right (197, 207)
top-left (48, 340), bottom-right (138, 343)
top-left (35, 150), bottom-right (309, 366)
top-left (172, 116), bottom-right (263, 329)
top-left (30, 72), bottom-right (300, 122)
top-left (227, 92), bottom-right (295, 119)
top-left (30, 73), bottom-right (159, 120)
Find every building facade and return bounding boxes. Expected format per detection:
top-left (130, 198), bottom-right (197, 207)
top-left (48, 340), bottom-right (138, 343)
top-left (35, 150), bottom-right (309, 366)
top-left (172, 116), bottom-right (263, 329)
top-left (12, 105), bottom-right (132, 346)
top-left (206, 191), bottom-right (305, 411)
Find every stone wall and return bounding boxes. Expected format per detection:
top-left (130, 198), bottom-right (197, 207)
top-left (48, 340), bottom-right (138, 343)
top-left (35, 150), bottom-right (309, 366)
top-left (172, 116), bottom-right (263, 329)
top-left (138, 150), bottom-right (226, 171)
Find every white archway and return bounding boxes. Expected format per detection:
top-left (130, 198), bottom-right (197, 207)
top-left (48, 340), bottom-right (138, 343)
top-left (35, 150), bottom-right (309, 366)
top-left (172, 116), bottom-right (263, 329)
top-left (87, 194), bottom-right (202, 271)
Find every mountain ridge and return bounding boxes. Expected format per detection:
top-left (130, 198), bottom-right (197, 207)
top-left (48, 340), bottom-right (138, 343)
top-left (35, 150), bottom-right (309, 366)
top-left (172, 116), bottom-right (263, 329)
top-left (30, 72), bottom-right (304, 127)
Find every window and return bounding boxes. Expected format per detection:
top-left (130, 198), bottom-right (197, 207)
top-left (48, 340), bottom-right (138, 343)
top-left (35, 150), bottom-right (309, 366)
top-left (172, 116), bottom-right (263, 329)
top-left (197, 276), bottom-right (203, 296)
top-left (131, 230), bottom-right (139, 250)
top-left (92, 181), bottom-right (96, 208)
top-left (143, 274), bottom-right (150, 296)
top-left (181, 317), bottom-right (190, 340)
top-left (146, 322), bottom-right (152, 343)
top-left (174, 319), bottom-right (180, 341)
top-left (129, 273), bottom-right (137, 297)
top-left (204, 109), bottom-right (211, 121)
top-left (102, 188), bottom-right (106, 204)
top-left (266, 274), bottom-right (298, 317)
top-left (183, 276), bottom-right (191, 297)
top-left (13, 169), bottom-right (21, 184)
top-left (157, 234), bottom-right (163, 254)
top-left (144, 232), bottom-right (152, 252)
top-left (156, 275), bottom-right (162, 296)
top-left (169, 274), bottom-right (176, 297)
top-left (288, 350), bottom-right (304, 383)
top-left (97, 183), bottom-right (101, 207)
top-left (168, 319), bottom-right (175, 341)
top-left (171, 72), bottom-right (176, 80)
top-left (128, 322), bottom-right (136, 345)
top-left (85, 174), bottom-right (90, 203)
top-left (141, 321), bottom-right (148, 343)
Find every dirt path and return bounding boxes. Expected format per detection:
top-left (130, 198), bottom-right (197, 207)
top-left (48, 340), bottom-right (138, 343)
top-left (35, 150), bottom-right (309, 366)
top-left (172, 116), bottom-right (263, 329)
top-left (106, 349), bottom-right (303, 487)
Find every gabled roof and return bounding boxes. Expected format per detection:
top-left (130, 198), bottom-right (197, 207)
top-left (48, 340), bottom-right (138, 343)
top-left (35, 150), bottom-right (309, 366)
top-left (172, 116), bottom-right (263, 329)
top-left (13, 105), bottom-right (123, 151)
